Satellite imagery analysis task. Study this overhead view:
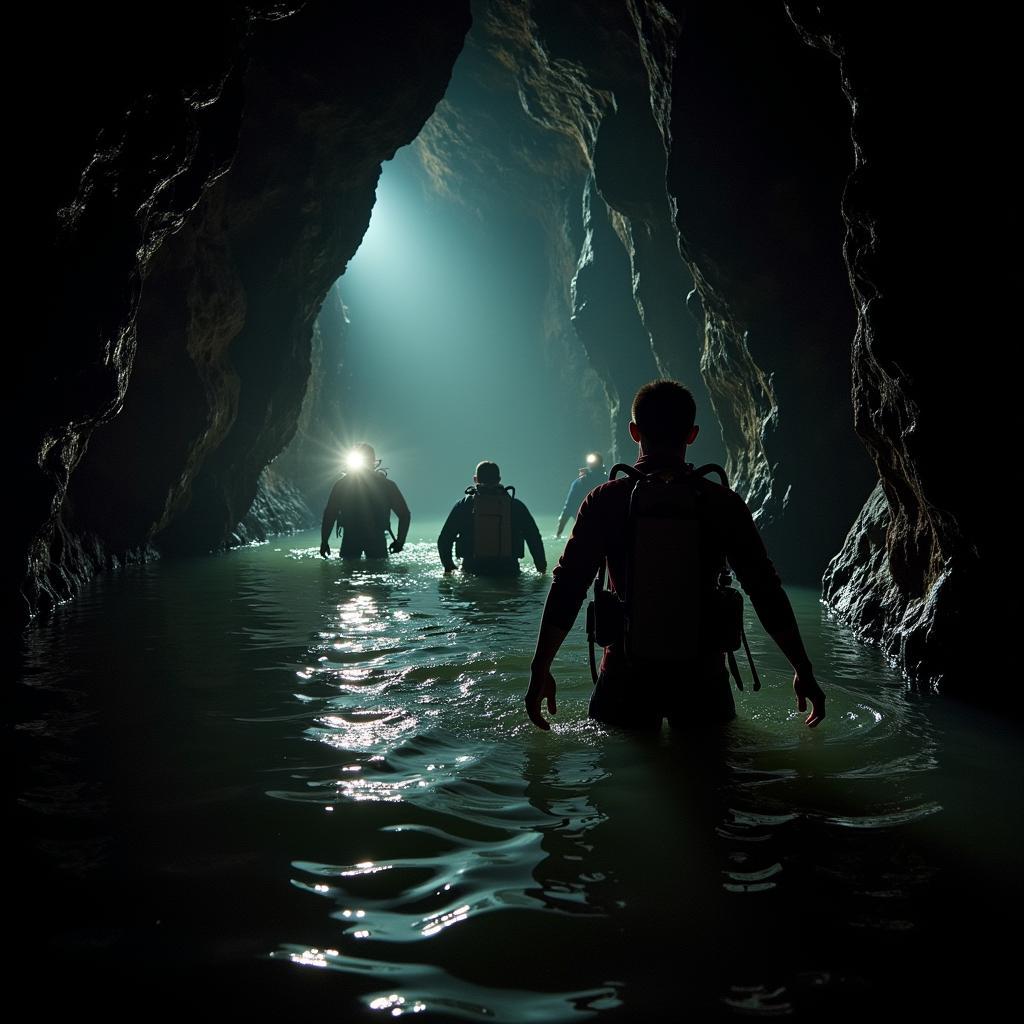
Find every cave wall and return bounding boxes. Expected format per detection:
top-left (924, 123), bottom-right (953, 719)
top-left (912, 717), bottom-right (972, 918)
top-left (787, 4), bottom-right (1010, 697)
top-left (23, 1), bottom-right (471, 619)
top-left (636, 0), bottom-right (877, 578)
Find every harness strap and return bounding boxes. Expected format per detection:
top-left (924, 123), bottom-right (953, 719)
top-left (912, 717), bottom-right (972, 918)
top-left (584, 459), bottom-right (764, 694)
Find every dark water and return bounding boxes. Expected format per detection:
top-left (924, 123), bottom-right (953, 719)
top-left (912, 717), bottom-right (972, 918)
top-left (15, 524), bottom-right (1021, 1018)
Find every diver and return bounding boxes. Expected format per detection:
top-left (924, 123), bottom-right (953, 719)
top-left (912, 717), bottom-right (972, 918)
top-left (524, 379), bottom-right (826, 732)
top-left (438, 461), bottom-right (547, 577)
top-left (555, 451), bottom-right (607, 537)
top-left (320, 443), bottom-right (410, 560)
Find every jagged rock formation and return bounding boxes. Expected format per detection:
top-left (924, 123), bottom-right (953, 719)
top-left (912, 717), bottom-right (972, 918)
top-left (230, 468), bottom-right (314, 546)
top-left (24, 1), bottom-right (471, 619)
top-left (788, 5), bottom-right (1009, 696)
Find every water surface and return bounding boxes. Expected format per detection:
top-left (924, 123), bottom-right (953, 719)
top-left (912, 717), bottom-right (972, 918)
top-left (15, 524), bottom-right (1021, 1017)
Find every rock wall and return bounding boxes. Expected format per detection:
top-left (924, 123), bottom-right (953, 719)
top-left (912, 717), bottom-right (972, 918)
top-left (23, 1), bottom-right (471, 620)
top-left (641, 0), bottom-right (876, 577)
top-left (788, 4), bottom-right (1010, 696)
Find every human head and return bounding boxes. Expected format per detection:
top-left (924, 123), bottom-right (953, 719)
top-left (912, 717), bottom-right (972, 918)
top-left (474, 460), bottom-right (501, 486)
top-left (629, 380), bottom-right (698, 451)
top-left (585, 452), bottom-right (604, 470)
top-left (345, 443), bottom-right (376, 471)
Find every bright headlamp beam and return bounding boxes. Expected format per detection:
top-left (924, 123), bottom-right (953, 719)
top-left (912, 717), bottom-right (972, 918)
top-left (345, 449), bottom-right (368, 471)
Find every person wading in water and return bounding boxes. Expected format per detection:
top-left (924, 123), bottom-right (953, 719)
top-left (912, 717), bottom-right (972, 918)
top-left (524, 379), bottom-right (826, 732)
top-left (437, 461), bottom-right (546, 577)
top-left (320, 443), bottom-right (410, 560)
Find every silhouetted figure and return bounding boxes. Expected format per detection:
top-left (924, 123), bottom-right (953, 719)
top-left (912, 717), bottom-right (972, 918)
top-left (438, 461), bottom-right (547, 577)
top-left (525, 380), bottom-right (826, 731)
top-left (320, 443), bottom-right (410, 560)
top-left (556, 451), bottom-right (607, 537)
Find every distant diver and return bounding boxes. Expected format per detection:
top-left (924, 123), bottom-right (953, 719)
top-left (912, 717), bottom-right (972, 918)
top-left (320, 443), bottom-right (411, 560)
top-left (525, 380), bottom-right (826, 732)
top-left (555, 451), bottom-right (607, 538)
top-left (438, 461), bottom-right (547, 576)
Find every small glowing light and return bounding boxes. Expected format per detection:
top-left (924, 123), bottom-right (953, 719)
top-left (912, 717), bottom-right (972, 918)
top-left (586, 452), bottom-right (600, 466)
top-left (346, 448), bottom-right (368, 471)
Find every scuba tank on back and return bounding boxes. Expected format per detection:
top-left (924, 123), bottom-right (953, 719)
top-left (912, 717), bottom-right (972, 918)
top-left (468, 484), bottom-right (515, 559)
top-left (585, 462), bottom-right (761, 691)
top-left (625, 468), bottom-right (702, 662)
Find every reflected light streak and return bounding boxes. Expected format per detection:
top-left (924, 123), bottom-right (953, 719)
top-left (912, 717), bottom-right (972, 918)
top-left (369, 994), bottom-right (428, 1016)
top-left (419, 903), bottom-right (471, 937)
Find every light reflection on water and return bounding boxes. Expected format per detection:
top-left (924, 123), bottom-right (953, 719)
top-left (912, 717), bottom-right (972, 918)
top-left (15, 525), bottom-right (1022, 1018)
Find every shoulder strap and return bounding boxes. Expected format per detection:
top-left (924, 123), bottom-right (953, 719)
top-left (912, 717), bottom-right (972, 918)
top-left (608, 463), bottom-right (643, 482)
top-left (693, 463), bottom-right (729, 488)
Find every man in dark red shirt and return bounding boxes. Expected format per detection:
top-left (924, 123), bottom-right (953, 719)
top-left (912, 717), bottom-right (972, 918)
top-left (525, 380), bottom-right (826, 732)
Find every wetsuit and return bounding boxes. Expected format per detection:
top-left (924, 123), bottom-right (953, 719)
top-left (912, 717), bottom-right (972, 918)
top-left (541, 452), bottom-right (798, 729)
top-left (438, 489), bottom-right (547, 576)
top-left (557, 466), bottom-right (607, 533)
top-left (321, 472), bottom-right (410, 559)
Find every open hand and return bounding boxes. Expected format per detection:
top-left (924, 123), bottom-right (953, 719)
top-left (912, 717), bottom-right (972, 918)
top-left (525, 665), bottom-right (558, 730)
top-left (794, 668), bottom-right (826, 728)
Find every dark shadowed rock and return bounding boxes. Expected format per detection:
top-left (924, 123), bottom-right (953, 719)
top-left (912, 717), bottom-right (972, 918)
top-left (23, 1), bottom-right (471, 619)
top-left (789, 2), bottom-right (1011, 697)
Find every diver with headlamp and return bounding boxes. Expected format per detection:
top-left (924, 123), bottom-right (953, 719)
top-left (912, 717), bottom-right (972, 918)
top-left (555, 452), bottom-right (607, 538)
top-left (320, 443), bottom-right (411, 560)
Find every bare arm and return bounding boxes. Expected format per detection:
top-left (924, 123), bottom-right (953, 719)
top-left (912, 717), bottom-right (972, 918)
top-left (556, 478), bottom-right (582, 538)
top-left (437, 503), bottom-right (464, 572)
top-left (525, 622), bottom-right (568, 730)
top-left (726, 494), bottom-right (825, 727)
top-left (525, 494), bottom-right (604, 729)
top-left (389, 482), bottom-right (411, 551)
top-left (320, 480), bottom-right (343, 555)
top-left (517, 501), bottom-right (547, 573)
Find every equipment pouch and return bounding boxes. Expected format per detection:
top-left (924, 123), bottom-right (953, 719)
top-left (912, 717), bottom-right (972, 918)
top-left (710, 575), bottom-right (744, 653)
top-left (588, 588), bottom-right (624, 648)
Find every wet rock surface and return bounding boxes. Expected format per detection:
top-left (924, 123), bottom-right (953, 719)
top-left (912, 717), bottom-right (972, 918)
top-left (789, 3), bottom-right (1010, 696)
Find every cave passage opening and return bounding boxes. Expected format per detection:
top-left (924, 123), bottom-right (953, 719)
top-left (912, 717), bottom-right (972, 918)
top-left (328, 154), bottom-right (609, 523)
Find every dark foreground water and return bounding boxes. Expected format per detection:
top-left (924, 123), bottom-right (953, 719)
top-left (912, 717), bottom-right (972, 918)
top-left (15, 525), bottom-right (1022, 1018)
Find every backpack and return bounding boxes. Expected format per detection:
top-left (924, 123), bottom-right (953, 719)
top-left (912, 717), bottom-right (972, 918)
top-left (585, 462), bottom-right (761, 692)
top-left (467, 484), bottom-right (515, 559)
top-left (333, 470), bottom-right (392, 538)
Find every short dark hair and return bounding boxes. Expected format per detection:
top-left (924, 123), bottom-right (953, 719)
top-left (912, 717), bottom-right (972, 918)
top-left (475, 460), bottom-right (501, 485)
top-left (631, 380), bottom-right (696, 446)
